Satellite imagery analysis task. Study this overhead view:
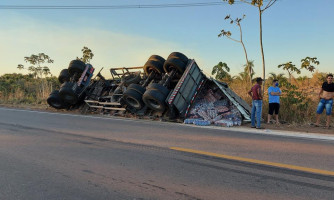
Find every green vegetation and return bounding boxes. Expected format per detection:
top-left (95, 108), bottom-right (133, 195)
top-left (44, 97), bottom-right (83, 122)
top-left (0, 46), bottom-right (93, 105)
top-left (216, 1), bottom-right (329, 124)
top-left (0, 73), bottom-right (59, 104)
top-left (213, 58), bottom-right (329, 123)
top-left (77, 46), bottom-right (94, 63)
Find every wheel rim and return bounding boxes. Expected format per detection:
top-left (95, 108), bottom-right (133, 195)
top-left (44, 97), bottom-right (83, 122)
top-left (147, 98), bottom-right (162, 110)
top-left (147, 67), bottom-right (159, 74)
top-left (126, 97), bottom-right (140, 109)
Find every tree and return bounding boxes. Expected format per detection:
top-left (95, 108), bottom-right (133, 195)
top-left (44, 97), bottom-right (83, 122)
top-left (77, 46), bottom-right (94, 63)
top-left (223, 0), bottom-right (278, 89)
top-left (212, 62), bottom-right (231, 81)
top-left (243, 60), bottom-right (255, 81)
top-left (300, 56), bottom-right (319, 73)
top-left (267, 72), bottom-right (287, 84)
top-left (297, 76), bottom-right (308, 81)
top-left (233, 71), bottom-right (249, 82)
top-left (268, 72), bottom-right (286, 80)
top-left (42, 67), bottom-right (51, 77)
top-left (218, 14), bottom-right (252, 84)
top-left (17, 53), bottom-right (54, 98)
top-left (277, 62), bottom-right (301, 83)
top-left (17, 64), bottom-right (24, 70)
top-left (18, 53), bottom-right (54, 78)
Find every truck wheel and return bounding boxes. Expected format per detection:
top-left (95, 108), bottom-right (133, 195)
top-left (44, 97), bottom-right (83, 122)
top-left (144, 60), bottom-right (164, 76)
top-left (121, 72), bottom-right (141, 86)
top-left (146, 83), bottom-right (170, 96)
top-left (59, 82), bottom-right (78, 104)
top-left (58, 69), bottom-right (70, 84)
top-left (47, 90), bottom-right (66, 109)
top-left (68, 60), bottom-right (86, 76)
top-left (123, 89), bottom-right (145, 110)
top-left (142, 89), bottom-right (167, 112)
top-left (148, 55), bottom-right (165, 64)
top-left (127, 83), bottom-right (146, 94)
top-left (163, 57), bottom-right (186, 74)
top-left (167, 52), bottom-right (188, 65)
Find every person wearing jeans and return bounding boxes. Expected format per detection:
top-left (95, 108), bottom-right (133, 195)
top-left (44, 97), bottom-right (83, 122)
top-left (315, 74), bottom-right (334, 129)
top-left (248, 77), bottom-right (264, 129)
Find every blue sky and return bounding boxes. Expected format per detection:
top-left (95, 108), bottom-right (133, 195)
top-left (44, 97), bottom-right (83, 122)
top-left (0, 0), bottom-right (333, 79)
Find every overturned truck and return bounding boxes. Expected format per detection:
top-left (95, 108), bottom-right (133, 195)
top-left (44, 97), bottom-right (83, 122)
top-left (47, 52), bottom-right (251, 127)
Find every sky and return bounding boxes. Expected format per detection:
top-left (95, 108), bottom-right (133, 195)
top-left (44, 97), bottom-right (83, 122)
top-left (0, 0), bottom-right (333, 79)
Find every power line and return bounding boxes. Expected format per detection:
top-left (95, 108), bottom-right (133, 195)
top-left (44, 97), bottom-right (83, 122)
top-left (0, 2), bottom-right (243, 10)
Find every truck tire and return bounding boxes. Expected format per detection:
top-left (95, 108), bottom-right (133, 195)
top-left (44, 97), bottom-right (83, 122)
top-left (58, 69), bottom-right (70, 84)
top-left (146, 83), bottom-right (170, 96)
top-left (123, 89), bottom-right (145, 110)
top-left (59, 82), bottom-right (78, 104)
top-left (127, 83), bottom-right (146, 95)
top-left (47, 90), bottom-right (66, 109)
top-left (142, 89), bottom-right (167, 112)
top-left (148, 55), bottom-right (165, 64)
top-left (143, 60), bottom-right (164, 76)
top-left (163, 57), bottom-right (186, 74)
top-left (68, 60), bottom-right (86, 76)
top-left (121, 72), bottom-right (141, 86)
top-left (167, 52), bottom-right (188, 65)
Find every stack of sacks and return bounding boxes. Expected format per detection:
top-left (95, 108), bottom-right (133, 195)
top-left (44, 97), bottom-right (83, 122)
top-left (184, 88), bottom-right (243, 127)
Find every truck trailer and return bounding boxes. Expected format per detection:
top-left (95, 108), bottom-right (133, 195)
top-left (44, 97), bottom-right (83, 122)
top-left (47, 52), bottom-right (251, 127)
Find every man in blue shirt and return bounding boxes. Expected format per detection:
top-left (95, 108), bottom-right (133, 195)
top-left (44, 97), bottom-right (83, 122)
top-left (267, 79), bottom-right (282, 124)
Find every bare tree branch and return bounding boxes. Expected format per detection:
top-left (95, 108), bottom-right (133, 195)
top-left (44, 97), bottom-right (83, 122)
top-left (226, 35), bottom-right (241, 43)
top-left (240, 0), bottom-right (254, 6)
top-left (262, 0), bottom-right (277, 12)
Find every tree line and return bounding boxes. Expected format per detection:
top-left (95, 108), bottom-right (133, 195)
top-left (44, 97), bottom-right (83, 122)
top-left (0, 47), bottom-right (93, 104)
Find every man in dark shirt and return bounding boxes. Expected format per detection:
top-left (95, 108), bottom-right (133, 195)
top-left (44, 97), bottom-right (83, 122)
top-left (248, 77), bottom-right (264, 129)
top-left (315, 74), bottom-right (334, 129)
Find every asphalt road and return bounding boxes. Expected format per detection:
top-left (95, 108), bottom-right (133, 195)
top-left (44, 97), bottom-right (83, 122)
top-left (0, 107), bottom-right (333, 200)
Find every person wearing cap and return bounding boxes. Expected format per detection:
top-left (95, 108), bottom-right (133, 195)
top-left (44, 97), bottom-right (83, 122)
top-left (314, 74), bottom-right (334, 129)
top-left (248, 77), bottom-right (264, 129)
top-left (267, 79), bottom-right (282, 125)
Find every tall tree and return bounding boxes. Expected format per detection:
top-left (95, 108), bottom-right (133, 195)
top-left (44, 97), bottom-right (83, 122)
top-left (218, 14), bottom-right (252, 84)
top-left (17, 53), bottom-right (54, 98)
top-left (243, 60), bottom-right (255, 81)
top-left (300, 56), bottom-right (319, 73)
top-left (277, 62), bottom-right (301, 83)
top-left (223, 0), bottom-right (278, 89)
top-left (233, 71), bottom-right (249, 82)
top-left (77, 46), bottom-right (94, 63)
top-left (267, 72), bottom-right (288, 86)
top-left (212, 62), bottom-right (231, 81)
top-left (18, 53), bottom-right (53, 78)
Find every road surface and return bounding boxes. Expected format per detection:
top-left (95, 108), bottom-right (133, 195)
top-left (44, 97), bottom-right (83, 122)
top-left (0, 107), bottom-right (333, 200)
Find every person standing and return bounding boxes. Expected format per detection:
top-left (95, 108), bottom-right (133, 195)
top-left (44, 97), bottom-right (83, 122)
top-left (248, 77), bottom-right (264, 129)
top-left (267, 79), bottom-right (282, 125)
top-left (315, 74), bottom-right (334, 129)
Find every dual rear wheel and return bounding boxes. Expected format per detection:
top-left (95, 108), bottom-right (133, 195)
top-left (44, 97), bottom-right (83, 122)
top-left (47, 90), bottom-right (67, 109)
top-left (123, 52), bottom-right (188, 113)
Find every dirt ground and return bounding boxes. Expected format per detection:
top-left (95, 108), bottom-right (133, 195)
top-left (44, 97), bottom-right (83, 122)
top-left (1, 103), bottom-right (333, 135)
top-left (243, 121), bottom-right (333, 135)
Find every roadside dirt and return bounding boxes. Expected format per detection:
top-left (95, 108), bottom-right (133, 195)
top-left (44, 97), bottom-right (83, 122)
top-left (1, 103), bottom-right (333, 135)
top-left (243, 122), bottom-right (333, 135)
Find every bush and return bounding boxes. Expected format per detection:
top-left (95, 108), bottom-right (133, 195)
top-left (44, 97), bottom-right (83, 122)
top-left (0, 73), bottom-right (60, 105)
